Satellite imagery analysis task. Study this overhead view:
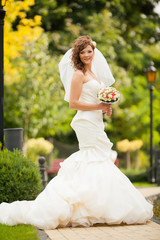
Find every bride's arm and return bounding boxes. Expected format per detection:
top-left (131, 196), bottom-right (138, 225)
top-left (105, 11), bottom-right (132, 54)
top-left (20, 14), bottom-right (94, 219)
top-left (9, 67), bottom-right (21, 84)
top-left (69, 71), bottom-right (111, 114)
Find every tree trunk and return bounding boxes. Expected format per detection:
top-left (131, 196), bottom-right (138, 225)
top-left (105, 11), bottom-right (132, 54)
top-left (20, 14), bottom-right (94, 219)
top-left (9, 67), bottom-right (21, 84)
top-left (135, 150), bottom-right (139, 170)
top-left (126, 151), bottom-right (131, 169)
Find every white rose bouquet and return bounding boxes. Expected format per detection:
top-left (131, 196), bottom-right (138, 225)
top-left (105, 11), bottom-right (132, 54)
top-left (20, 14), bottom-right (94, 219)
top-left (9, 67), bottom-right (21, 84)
top-left (97, 87), bottom-right (120, 104)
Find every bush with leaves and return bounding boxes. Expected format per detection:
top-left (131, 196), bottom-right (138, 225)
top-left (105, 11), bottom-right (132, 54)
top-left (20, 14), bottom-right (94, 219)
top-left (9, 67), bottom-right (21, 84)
top-left (25, 137), bottom-right (54, 167)
top-left (0, 149), bottom-right (42, 203)
top-left (26, 137), bottom-right (53, 156)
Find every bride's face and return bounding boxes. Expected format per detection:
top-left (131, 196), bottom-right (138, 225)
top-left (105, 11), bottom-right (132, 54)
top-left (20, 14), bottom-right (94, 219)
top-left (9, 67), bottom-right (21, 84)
top-left (79, 45), bottom-right (94, 65)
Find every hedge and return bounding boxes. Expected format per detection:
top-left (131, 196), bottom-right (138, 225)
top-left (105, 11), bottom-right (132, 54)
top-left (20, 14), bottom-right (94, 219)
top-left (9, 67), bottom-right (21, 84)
top-left (0, 149), bottom-right (42, 203)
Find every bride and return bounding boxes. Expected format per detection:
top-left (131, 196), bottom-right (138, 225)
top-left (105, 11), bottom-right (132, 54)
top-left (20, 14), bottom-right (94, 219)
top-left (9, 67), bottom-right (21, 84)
top-left (0, 36), bottom-right (153, 229)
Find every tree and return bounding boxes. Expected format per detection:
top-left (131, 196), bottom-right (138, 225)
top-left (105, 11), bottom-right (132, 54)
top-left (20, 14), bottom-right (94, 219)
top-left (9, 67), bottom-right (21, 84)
top-left (116, 139), bottom-right (143, 169)
top-left (117, 139), bottom-right (131, 169)
top-left (4, 0), bottom-right (160, 153)
top-left (27, 0), bottom-right (107, 31)
top-left (4, 35), bottom-right (74, 141)
top-left (4, 0), bottom-right (43, 85)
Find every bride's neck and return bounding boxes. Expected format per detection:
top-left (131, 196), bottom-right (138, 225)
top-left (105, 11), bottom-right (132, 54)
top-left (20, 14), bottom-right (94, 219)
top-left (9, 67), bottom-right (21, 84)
top-left (84, 64), bottom-right (92, 72)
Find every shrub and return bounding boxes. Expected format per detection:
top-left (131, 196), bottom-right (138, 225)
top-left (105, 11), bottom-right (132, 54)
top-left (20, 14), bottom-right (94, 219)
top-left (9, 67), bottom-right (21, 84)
top-left (139, 150), bottom-right (150, 169)
top-left (0, 149), bottom-right (42, 203)
top-left (120, 168), bottom-right (149, 182)
top-left (25, 137), bottom-right (54, 165)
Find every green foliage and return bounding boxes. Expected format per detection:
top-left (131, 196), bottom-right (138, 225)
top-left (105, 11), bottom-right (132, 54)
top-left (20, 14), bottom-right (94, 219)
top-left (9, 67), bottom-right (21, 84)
top-left (4, 0), bottom-right (160, 165)
top-left (138, 150), bottom-right (150, 169)
top-left (120, 168), bottom-right (147, 176)
top-left (120, 168), bottom-right (149, 182)
top-left (4, 34), bottom-right (74, 140)
top-left (0, 224), bottom-right (39, 240)
top-left (0, 149), bottom-right (42, 203)
top-left (132, 182), bottom-right (157, 187)
top-left (25, 137), bottom-right (54, 165)
top-left (27, 0), bottom-right (107, 31)
top-left (26, 138), bottom-right (53, 155)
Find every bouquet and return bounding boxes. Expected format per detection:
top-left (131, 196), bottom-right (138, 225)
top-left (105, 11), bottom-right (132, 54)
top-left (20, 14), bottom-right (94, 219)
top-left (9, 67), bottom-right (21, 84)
top-left (97, 87), bottom-right (120, 104)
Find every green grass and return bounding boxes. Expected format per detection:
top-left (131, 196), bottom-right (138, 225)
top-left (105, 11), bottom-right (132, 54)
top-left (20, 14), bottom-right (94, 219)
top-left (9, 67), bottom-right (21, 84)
top-left (0, 224), bottom-right (39, 240)
top-left (132, 182), bottom-right (157, 187)
top-left (120, 168), bottom-right (147, 175)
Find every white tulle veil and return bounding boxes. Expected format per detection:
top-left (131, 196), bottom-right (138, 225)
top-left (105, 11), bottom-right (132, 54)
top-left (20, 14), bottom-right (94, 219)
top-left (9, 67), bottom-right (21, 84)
top-left (58, 48), bottom-right (115, 102)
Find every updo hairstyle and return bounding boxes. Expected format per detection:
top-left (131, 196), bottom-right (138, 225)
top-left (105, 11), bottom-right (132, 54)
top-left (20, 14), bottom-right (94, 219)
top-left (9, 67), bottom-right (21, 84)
top-left (71, 36), bottom-right (95, 73)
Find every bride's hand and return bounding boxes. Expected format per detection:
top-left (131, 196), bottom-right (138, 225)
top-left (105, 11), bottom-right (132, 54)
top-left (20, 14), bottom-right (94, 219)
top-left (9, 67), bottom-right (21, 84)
top-left (99, 103), bottom-right (112, 116)
top-left (105, 105), bottom-right (112, 116)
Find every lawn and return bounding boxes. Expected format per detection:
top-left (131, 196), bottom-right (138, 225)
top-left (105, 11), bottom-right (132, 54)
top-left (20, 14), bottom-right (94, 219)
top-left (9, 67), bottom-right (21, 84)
top-left (120, 168), bottom-right (157, 184)
top-left (132, 182), bottom-right (157, 187)
top-left (120, 168), bottom-right (147, 175)
top-left (0, 224), bottom-right (39, 240)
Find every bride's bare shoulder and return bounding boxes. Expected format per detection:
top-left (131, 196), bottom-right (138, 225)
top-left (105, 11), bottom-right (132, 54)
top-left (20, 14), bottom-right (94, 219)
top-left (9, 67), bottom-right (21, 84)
top-left (72, 70), bottom-right (85, 83)
top-left (74, 70), bottom-right (84, 77)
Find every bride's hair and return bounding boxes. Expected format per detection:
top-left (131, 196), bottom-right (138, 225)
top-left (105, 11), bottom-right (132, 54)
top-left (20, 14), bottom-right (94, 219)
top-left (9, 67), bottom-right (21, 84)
top-left (72, 36), bottom-right (95, 73)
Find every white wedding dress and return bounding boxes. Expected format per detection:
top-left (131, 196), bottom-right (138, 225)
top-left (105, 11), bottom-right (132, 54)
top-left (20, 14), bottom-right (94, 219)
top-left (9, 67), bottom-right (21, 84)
top-left (0, 80), bottom-right (153, 229)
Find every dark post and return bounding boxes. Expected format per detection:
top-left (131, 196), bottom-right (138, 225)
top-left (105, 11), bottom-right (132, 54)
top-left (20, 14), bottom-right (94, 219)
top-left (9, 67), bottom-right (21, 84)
top-left (155, 149), bottom-right (160, 186)
top-left (39, 156), bottom-right (46, 189)
top-left (149, 86), bottom-right (155, 183)
top-left (145, 61), bottom-right (157, 183)
top-left (0, 2), bottom-right (6, 148)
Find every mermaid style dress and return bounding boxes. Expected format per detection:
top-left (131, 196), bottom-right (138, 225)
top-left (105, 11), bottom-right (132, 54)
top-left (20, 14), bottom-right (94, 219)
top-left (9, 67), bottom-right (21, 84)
top-left (0, 80), bottom-right (153, 229)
